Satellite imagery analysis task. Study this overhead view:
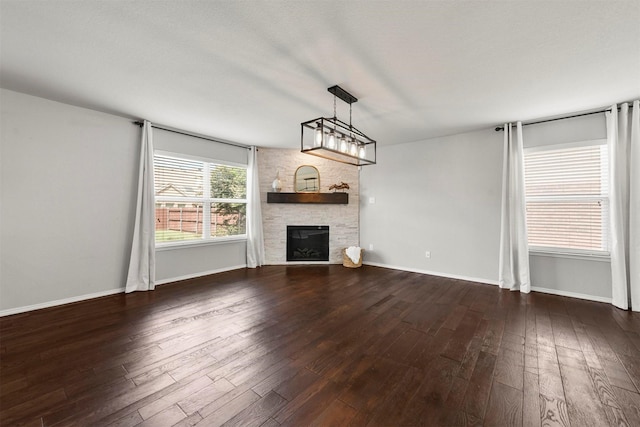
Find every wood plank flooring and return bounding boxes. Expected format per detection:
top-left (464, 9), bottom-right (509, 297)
top-left (2, 265), bottom-right (640, 426)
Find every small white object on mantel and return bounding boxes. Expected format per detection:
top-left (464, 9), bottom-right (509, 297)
top-left (272, 170), bottom-right (282, 192)
top-left (345, 246), bottom-right (362, 264)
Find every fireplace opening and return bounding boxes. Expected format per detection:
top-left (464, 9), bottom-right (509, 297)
top-left (287, 226), bottom-right (329, 262)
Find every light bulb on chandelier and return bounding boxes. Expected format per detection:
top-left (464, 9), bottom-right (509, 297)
top-left (327, 132), bottom-right (336, 149)
top-left (340, 136), bottom-right (348, 153)
top-left (349, 141), bottom-right (357, 156)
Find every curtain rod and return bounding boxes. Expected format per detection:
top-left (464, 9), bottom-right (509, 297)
top-left (133, 121), bottom-right (251, 150)
top-left (494, 103), bottom-right (636, 132)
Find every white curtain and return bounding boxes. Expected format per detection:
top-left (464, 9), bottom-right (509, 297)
top-left (607, 100), bottom-right (640, 310)
top-left (499, 122), bottom-right (531, 293)
top-left (246, 146), bottom-right (265, 268)
top-left (125, 120), bottom-right (156, 292)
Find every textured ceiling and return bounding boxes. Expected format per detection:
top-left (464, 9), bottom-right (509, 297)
top-left (1, 1), bottom-right (639, 148)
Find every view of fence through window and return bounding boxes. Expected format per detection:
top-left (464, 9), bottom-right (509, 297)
top-left (524, 142), bottom-right (609, 253)
top-left (154, 155), bottom-right (247, 243)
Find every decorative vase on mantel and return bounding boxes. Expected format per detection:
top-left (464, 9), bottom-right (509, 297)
top-left (272, 170), bottom-right (282, 192)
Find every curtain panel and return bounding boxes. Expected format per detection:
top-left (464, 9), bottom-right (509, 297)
top-left (125, 121), bottom-right (156, 292)
top-left (607, 100), bottom-right (640, 310)
top-left (246, 146), bottom-right (265, 268)
top-left (499, 122), bottom-right (531, 293)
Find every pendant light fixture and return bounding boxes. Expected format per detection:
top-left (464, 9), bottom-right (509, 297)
top-left (301, 85), bottom-right (376, 166)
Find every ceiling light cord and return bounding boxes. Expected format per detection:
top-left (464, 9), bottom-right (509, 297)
top-left (349, 103), bottom-right (354, 138)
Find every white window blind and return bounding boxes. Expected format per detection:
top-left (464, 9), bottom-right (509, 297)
top-left (524, 141), bottom-right (609, 254)
top-left (154, 154), bottom-right (247, 245)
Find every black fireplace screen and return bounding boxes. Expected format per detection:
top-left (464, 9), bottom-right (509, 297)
top-left (286, 226), bottom-right (329, 261)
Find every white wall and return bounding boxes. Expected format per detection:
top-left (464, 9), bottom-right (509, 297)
top-left (153, 127), bottom-right (249, 283)
top-left (361, 113), bottom-right (612, 301)
top-left (1, 88), bottom-right (613, 313)
top-left (529, 255), bottom-right (610, 301)
top-left (1, 89), bottom-right (139, 312)
top-left (360, 128), bottom-right (503, 284)
top-left (1, 90), bottom-right (249, 315)
top-left (155, 241), bottom-right (247, 284)
top-left (523, 113), bottom-right (611, 301)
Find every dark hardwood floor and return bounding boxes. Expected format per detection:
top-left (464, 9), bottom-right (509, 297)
top-left (2, 265), bottom-right (640, 426)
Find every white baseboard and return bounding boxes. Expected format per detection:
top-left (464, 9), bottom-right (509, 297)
top-left (155, 264), bottom-right (247, 286)
top-left (0, 287), bottom-right (125, 317)
top-left (1, 264), bottom-right (611, 317)
top-left (530, 286), bottom-right (612, 303)
top-left (363, 261), bottom-right (612, 304)
top-left (1, 264), bottom-right (248, 317)
top-left (363, 261), bottom-right (499, 286)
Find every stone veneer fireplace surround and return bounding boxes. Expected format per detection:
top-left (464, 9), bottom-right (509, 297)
top-left (257, 148), bottom-right (359, 264)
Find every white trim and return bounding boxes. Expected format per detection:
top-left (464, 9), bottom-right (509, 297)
top-left (156, 235), bottom-right (247, 251)
top-left (154, 152), bottom-right (249, 248)
top-left (154, 264), bottom-right (247, 285)
top-left (525, 195), bottom-right (607, 203)
top-left (1, 265), bottom-right (613, 317)
top-left (155, 150), bottom-right (248, 168)
top-left (1, 264), bottom-right (248, 317)
top-left (529, 249), bottom-right (610, 262)
top-left (155, 196), bottom-right (248, 203)
top-left (363, 261), bottom-right (499, 286)
top-left (530, 285), bottom-right (612, 303)
top-left (362, 262), bottom-right (612, 303)
top-left (524, 139), bottom-right (610, 254)
top-left (0, 287), bottom-right (125, 317)
top-left (524, 138), bottom-right (607, 154)
top-left (203, 162), bottom-right (212, 237)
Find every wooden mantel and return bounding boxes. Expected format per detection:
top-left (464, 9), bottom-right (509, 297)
top-left (266, 192), bottom-right (348, 204)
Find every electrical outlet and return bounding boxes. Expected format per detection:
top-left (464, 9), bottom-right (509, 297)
top-left (369, 197), bottom-right (376, 204)
top-left (369, 244), bottom-right (374, 251)
top-left (425, 251), bottom-right (431, 258)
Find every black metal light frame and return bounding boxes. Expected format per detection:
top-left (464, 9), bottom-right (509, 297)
top-left (301, 85), bottom-right (377, 166)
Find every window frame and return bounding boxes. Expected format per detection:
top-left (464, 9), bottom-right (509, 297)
top-left (154, 150), bottom-right (248, 249)
top-left (523, 139), bottom-right (610, 259)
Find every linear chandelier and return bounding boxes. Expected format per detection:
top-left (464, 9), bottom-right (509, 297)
top-left (301, 85), bottom-right (376, 166)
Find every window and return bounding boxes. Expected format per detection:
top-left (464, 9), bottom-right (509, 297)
top-left (154, 153), bottom-right (247, 245)
top-left (523, 140), bottom-right (609, 255)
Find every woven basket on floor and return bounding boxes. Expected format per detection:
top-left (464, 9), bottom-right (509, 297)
top-left (342, 248), bottom-right (364, 268)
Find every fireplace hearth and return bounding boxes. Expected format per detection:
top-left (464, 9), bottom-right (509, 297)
top-left (287, 226), bottom-right (329, 262)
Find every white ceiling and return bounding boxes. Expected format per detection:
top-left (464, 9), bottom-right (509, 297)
top-left (1, 1), bottom-right (639, 148)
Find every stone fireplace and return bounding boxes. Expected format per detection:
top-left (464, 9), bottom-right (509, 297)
top-left (258, 148), bottom-right (359, 264)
